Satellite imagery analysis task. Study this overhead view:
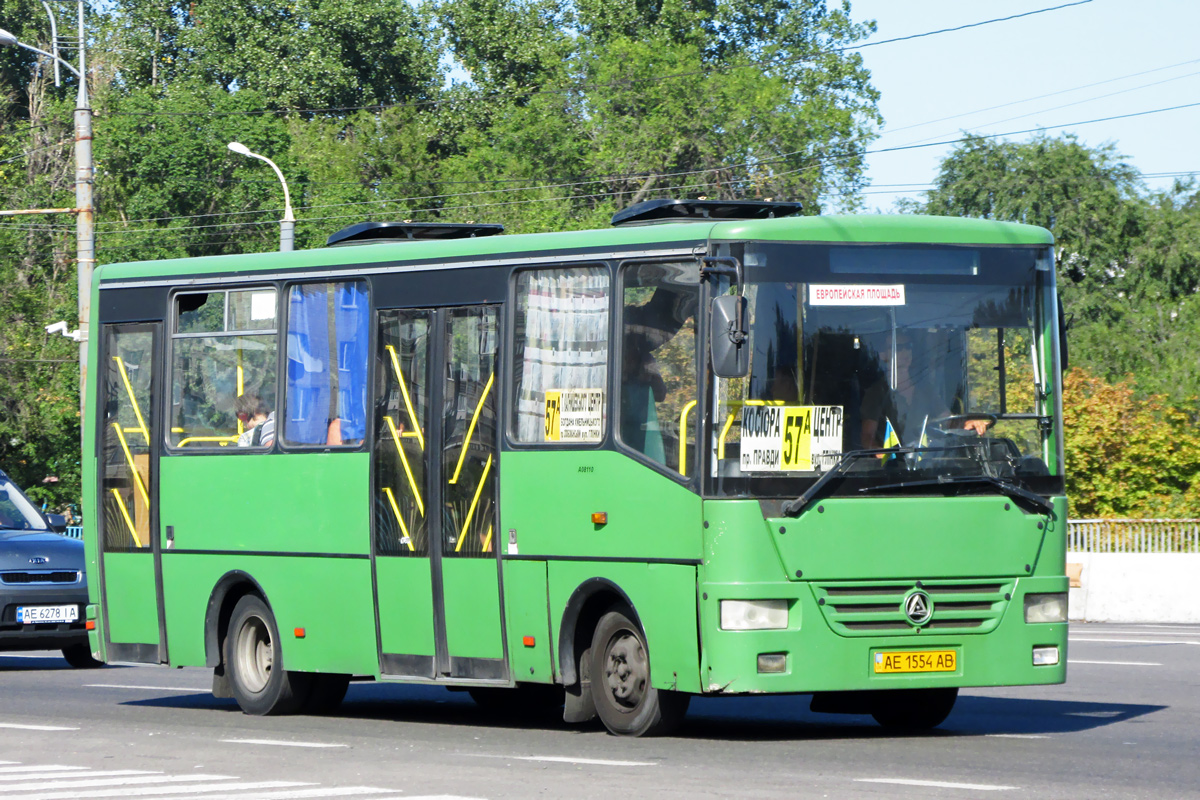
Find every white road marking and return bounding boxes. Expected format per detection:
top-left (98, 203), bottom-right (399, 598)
top-left (85, 684), bottom-right (208, 692)
top-left (0, 723), bottom-right (79, 731)
top-left (221, 738), bottom-right (348, 749)
top-left (406, 797), bottom-right (488, 800)
top-left (471, 754), bottom-right (655, 767)
top-left (0, 771), bottom-right (156, 782)
top-left (856, 778), bottom-right (1016, 791)
top-left (144, 790), bottom-right (403, 800)
top-left (0, 767), bottom-right (88, 775)
top-left (1069, 637), bottom-right (1199, 645)
top-left (1069, 659), bottom-right (1163, 666)
top-left (1, 774), bottom-right (234, 791)
top-left (0, 654), bottom-right (59, 659)
top-left (985, 734), bottom-right (1049, 739)
top-left (1, 780), bottom-right (311, 800)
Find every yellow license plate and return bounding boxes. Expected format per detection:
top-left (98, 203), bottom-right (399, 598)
top-left (874, 649), bottom-right (957, 674)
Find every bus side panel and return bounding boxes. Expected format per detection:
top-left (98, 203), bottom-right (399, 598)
top-left (500, 450), bottom-right (702, 561)
top-left (547, 561), bottom-right (702, 694)
top-left (442, 559), bottom-right (505, 660)
top-left (157, 554), bottom-right (378, 675)
top-left (103, 553), bottom-right (160, 645)
top-left (376, 558), bottom-right (436, 659)
top-left (502, 560), bottom-right (553, 682)
top-left (158, 453), bottom-right (376, 675)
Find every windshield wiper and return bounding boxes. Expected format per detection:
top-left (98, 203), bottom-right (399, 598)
top-left (780, 448), bottom-right (913, 516)
top-left (859, 473), bottom-right (1053, 515)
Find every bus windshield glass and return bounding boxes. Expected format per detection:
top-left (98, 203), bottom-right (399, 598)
top-left (709, 242), bottom-right (1062, 500)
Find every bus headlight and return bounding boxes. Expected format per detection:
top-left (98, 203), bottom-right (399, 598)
top-left (1024, 592), bottom-right (1068, 624)
top-left (720, 599), bottom-right (788, 630)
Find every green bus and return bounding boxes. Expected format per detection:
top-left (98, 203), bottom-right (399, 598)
top-left (83, 200), bottom-right (1069, 736)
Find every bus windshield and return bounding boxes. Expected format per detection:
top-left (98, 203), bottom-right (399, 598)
top-left (709, 242), bottom-right (1062, 500)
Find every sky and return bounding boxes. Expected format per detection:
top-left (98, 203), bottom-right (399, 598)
top-left (844, 0), bottom-right (1200, 212)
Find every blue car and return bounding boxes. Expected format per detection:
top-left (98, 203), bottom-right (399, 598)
top-left (0, 469), bottom-right (99, 668)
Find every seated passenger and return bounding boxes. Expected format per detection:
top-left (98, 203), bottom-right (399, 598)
top-left (235, 394), bottom-right (275, 447)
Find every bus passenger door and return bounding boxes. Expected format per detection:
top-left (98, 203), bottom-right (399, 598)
top-left (373, 306), bottom-right (506, 681)
top-left (97, 323), bottom-right (167, 663)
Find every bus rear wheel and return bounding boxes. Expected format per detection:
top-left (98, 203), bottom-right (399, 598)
top-left (224, 595), bottom-right (312, 715)
top-left (589, 609), bottom-right (689, 737)
top-left (870, 687), bottom-right (958, 731)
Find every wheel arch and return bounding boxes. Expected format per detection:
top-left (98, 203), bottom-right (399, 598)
top-left (557, 577), bottom-right (641, 687)
top-left (204, 570), bottom-right (269, 668)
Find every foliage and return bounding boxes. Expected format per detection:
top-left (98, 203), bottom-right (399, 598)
top-left (1062, 368), bottom-right (1200, 518)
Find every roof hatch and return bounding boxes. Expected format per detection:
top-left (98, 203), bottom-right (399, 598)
top-left (326, 221), bottom-right (505, 247)
top-left (611, 198), bottom-right (803, 227)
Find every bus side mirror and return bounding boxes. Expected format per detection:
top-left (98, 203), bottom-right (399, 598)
top-left (710, 295), bottom-right (749, 378)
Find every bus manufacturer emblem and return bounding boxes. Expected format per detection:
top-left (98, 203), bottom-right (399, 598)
top-left (904, 590), bottom-right (933, 626)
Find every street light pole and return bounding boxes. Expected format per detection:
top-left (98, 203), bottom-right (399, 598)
top-left (0, 3), bottom-right (92, 425)
top-left (227, 142), bottom-right (295, 252)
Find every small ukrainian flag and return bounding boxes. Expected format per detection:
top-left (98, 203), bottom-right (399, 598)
top-left (882, 417), bottom-right (900, 450)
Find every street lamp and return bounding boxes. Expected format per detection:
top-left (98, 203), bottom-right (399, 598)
top-left (227, 142), bottom-right (295, 252)
top-left (0, 4), bottom-right (94, 426)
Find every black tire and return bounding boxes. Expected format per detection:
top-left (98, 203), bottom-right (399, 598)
top-left (469, 683), bottom-right (564, 721)
top-left (589, 609), bottom-right (689, 737)
top-left (223, 594), bottom-right (312, 715)
top-left (871, 687), bottom-right (958, 731)
top-left (303, 674), bottom-right (351, 714)
top-left (61, 643), bottom-right (102, 669)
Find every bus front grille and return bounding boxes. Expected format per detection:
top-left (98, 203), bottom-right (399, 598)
top-left (813, 580), bottom-right (1013, 637)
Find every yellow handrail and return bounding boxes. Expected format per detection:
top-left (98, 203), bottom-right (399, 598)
top-left (482, 524), bottom-right (494, 553)
top-left (176, 435), bottom-right (238, 447)
top-left (449, 372), bottom-right (494, 485)
top-left (112, 356), bottom-right (150, 443)
top-left (384, 416), bottom-right (425, 517)
top-left (385, 344), bottom-right (425, 451)
top-left (454, 454), bottom-right (493, 553)
top-left (381, 486), bottom-right (416, 553)
top-left (717, 399), bottom-right (787, 459)
top-left (112, 423), bottom-right (150, 508)
top-left (110, 488), bottom-right (143, 548)
top-left (678, 399), bottom-right (698, 477)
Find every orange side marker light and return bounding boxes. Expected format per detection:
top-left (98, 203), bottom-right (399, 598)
top-left (85, 620), bottom-right (95, 631)
top-left (591, 512), bottom-right (608, 525)
top-left (294, 628), bottom-right (306, 638)
top-left (522, 636), bottom-right (536, 647)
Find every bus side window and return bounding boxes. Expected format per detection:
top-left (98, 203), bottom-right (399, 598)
top-left (618, 261), bottom-right (699, 475)
top-left (512, 266), bottom-right (610, 444)
top-left (169, 288), bottom-right (278, 449)
top-left (283, 281), bottom-right (370, 447)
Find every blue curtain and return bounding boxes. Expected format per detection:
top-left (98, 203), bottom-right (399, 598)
top-left (335, 282), bottom-right (369, 442)
top-left (286, 285), bottom-right (331, 444)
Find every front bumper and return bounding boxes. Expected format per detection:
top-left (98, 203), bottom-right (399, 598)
top-left (699, 575), bottom-right (1068, 694)
top-left (0, 585), bottom-right (89, 652)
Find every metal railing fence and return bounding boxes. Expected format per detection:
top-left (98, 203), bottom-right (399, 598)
top-left (1067, 519), bottom-right (1200, 553)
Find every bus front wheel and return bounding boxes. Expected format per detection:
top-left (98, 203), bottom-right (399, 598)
top-left (224, 594), bottom-right (312, 715)
top-left (589, 609), bottom-right (689, 737)
top-left (870, 687), bottom-right (958, 731)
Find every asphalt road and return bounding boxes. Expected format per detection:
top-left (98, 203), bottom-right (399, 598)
top-left (0, 622), bottom-right (1196, 799)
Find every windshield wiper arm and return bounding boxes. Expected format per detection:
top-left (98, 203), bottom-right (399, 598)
top-left (780, 448), bottom-right (911, 516)
top-left (859, 474), bottom-right (1053, 515)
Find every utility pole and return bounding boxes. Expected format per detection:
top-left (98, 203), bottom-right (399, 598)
top-left (0, 2), bottom-right (93, 425)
